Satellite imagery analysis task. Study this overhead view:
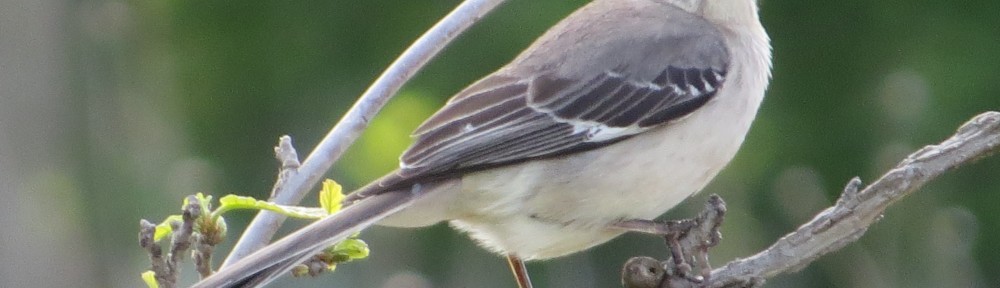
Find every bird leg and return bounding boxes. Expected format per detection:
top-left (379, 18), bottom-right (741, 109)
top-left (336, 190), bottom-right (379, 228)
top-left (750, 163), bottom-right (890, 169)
top-left (506, 255), bottom-right (534, 288)
top-left (614, 194), bottom-right (727, 284)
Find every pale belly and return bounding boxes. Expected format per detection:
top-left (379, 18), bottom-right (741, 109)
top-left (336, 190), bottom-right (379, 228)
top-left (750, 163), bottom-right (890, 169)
top-left (449, 89), bottom-right (759, 260)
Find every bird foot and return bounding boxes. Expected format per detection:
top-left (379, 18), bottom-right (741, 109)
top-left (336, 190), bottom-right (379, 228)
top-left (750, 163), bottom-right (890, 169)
top-left (617, 194), bottom-right (727, 287)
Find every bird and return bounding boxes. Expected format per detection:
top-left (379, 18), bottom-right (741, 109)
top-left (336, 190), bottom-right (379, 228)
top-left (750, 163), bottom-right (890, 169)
top-left (194, 0), bottom-right (771, 287)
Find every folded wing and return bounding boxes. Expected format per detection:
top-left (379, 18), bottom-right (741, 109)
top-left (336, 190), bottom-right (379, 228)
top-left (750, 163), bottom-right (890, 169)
top-left (398, 65), bottom-right (727, 181)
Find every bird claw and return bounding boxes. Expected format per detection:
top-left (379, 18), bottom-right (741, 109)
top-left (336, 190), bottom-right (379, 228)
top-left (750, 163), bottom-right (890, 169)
top-left (617, 195), bottom-right (728, 287)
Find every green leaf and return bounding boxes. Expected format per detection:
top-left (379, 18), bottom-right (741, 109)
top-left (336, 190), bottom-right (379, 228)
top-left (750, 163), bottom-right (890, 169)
top-left (214, 195), bottom-right (327, 219)
top-left (153, 215), bottom-right (183, 242)
top-left (141, 271), bottom-right (159, 288)
top-left (319, 179), bottom-right (344, 215)
top-left (333, 238), bottom-right (370, 260)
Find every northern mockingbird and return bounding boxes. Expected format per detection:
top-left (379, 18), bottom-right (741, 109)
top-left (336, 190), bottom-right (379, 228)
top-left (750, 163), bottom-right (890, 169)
top-left (195, 0), bottom-right (771, 287)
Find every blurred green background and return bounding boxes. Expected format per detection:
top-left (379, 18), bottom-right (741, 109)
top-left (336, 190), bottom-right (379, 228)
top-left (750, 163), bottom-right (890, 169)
top-left (2, 0), bottom-right (998, 287)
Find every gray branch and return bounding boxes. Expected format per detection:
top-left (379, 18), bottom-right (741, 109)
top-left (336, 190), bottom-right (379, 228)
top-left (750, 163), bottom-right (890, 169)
top-left (703, 111), bottom-right (1000, 287)
top-left (221, 0), bottom-right (510, 267)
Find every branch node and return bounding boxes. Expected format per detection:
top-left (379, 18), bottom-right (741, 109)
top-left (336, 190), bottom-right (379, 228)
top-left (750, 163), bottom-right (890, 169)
top-left (270, 136), bottom-right (301, 200)
top-left (840, 177), bottom-right (863, 204)
top-left (274, 135), bottom-right (301, 172)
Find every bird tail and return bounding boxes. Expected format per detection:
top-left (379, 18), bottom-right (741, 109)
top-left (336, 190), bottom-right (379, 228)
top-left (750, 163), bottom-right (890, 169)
top-left (191, 185), bottom-right (421, 288)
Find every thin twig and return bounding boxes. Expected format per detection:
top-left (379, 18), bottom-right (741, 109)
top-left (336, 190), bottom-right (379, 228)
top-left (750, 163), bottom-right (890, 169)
top-left (222, 0), bottom-right (510, 267)
top-left (193, 235), bottom-right (215, 279)
top-left (698, 111), bottom-right (1000, 287)
top-left (222, 136), bottom-right (301, 267)
top-left (171, 196), bottom-right (199, 267)
top-left (139, 219), bottom-right (173, 288)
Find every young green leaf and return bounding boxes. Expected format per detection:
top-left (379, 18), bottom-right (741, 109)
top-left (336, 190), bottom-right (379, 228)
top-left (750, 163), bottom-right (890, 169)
top-left (141, 271), bottom-right (159, 288)
top-left (319, 179), bottom-right (345, 215)
top-left (215, 195), bottom-right (327, 219)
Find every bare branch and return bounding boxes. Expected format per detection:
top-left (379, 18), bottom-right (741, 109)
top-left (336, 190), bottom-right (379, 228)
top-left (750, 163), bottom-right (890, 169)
top-left (171, 196), bottom-right (199, 267)
top-left (222, 0), bottom-right (510, 267)
top-left (222, 136), bottom-right (301, 266)
top-left (193, 234), bottom-right (215, 279)
top-left (699, 111), bottom-right (1000, 287)
top-left (139, 219), bottom-right (173, 288)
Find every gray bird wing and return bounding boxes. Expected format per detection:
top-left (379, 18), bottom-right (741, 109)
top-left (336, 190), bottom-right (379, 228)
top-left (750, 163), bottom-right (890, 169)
top-left (400, 65), bottom-right (728, 174)
top-left (377, 54), bottom-right (729, 193)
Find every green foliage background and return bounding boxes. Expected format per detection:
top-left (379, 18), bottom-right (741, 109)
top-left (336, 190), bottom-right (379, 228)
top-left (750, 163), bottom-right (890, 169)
top-left (3, 0), bottom-right (998, 287)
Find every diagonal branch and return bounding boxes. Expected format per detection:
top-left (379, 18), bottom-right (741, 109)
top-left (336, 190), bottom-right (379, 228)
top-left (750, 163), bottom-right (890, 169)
top-left (701, 111), bottom-right (1000, 287)
top-left (221, 0), bottom-right (510, 267)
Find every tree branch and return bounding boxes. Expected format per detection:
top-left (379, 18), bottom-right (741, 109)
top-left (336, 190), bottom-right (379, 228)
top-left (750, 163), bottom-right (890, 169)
top-left (622, 111), bottom-right (1000, 287)
top-left (710, 110), bottom-right (1000, 286)
top-left (221, 0), bottom-right (510, 267)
